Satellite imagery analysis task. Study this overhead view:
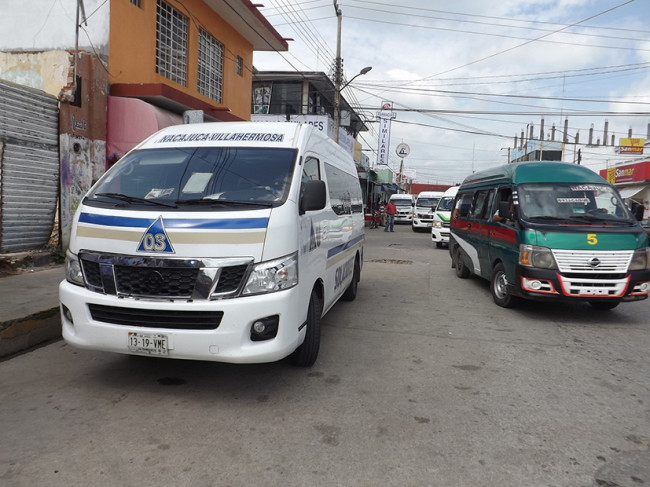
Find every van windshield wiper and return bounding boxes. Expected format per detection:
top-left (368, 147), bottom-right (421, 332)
top-left (94, 193), bottom-right (177, 207)
top-left (563, 214), bottom-right (634, 225)
top-left (176, 198), bottom-right (274, 208)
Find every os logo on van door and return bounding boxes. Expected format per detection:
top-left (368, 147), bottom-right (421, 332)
top-left (138, 216), bottom-right (174, 253)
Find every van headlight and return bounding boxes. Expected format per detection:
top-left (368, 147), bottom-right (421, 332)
top-left (433, 221), bottom-right (443, 228)
top-left (65, 250), bottom-right (85, 286)
top-left (519, 244), bottom-right (557, 269)
top-left (629, 247), bottom-right (650, 270)
top-left (242, 253), bottom-right (298, 295)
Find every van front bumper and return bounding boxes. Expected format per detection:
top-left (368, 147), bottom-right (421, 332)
top-left (512, 267), bottom-right (650, 302)
top-left (59, 280), bottom-right (306, 363)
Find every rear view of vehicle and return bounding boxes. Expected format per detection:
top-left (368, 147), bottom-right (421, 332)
top-left (389, 194), bottom-right (414, 223)
top-left (431, 186), bottom-right (458, 248)
top-left (412, 191), bottom-right (443, 232)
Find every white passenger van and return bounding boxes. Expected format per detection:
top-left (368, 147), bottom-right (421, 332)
top-left (388, 193), bottom-right (415, 223)
top-left (412, 191), bottom-right (443, 232)
top-left (60, 122), bottom-right (365, 366)
top-left (431, 186), bottom-right (458, 248)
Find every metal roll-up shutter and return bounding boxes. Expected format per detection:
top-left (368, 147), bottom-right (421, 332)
top-left (0, 79), bottom-right (59, 253)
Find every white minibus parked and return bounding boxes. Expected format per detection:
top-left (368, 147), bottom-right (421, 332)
top-left (388, 194), bottom-right (415, 223)
top-left (60, 122), bottom-right (365, 366)
top-left (412, 191), bottom-right (443, 232)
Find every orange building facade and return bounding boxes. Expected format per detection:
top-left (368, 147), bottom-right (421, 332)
top-left (108, 0), bottom-right (286, 122)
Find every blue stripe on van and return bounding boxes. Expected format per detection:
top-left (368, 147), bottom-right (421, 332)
top-left (78, 212), bottom-right (269, 229)
top-left (327, 234), bottom-right (365, 259)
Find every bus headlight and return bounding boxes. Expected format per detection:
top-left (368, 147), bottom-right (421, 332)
top-left (519, 244), bottom-right (557, 269)
top-left (242, 253), bottom-right (298, 295)
top-left (629, 247), bottom-right (650, 270)
top-left (65, 250), bottom-right (85, 286)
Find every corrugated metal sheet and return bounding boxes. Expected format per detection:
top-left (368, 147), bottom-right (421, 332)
top-left (0, 79), bottom-right (59, 252)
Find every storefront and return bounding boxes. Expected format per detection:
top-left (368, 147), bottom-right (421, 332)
top-left (600, 159), bottom-right (650, 221)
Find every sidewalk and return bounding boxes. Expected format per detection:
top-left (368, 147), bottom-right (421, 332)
top-left (0, 264), bottom-right (65, 358)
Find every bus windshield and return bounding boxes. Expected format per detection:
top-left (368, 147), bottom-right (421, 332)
top-left (518, 183), bottom-right (633, 223)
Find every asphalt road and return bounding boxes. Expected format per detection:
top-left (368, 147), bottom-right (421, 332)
top-left (1, 224), bottom-right (649, 487)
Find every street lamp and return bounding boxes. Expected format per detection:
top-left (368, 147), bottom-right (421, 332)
top-left (334, 66), bottom-right (372, 143)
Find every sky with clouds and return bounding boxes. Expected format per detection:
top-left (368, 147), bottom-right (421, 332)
top-left (252, 0), bottom-right (650, 185)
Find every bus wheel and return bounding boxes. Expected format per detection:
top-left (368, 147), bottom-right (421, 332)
top-left (454, 247), bottom-right (470, 278)
top-left (490, 263), bottom-right (517, 308)
top-left (589, 301), bottom-right (619, 310)
top-left (292, 291), bottom-right (321, 366)
top-left (341, 257), bottom-right (360, 301)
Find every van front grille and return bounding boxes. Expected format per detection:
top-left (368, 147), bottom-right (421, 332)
top-left (79, 252), bottom-right (252, 300)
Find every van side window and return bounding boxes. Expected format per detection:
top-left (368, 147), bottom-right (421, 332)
top-left (455, 192), bottom-right (473, 218)
top-left (470, 190), bottom-right (491, 219)
top-left (303, 157), bottom-right (321, 182)
top-left (324, 162), bottom-right (363, 215)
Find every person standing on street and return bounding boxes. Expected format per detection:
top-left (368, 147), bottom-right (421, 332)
top-left (384, 200), bottom-right (396, 232)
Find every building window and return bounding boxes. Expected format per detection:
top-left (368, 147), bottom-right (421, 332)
top-left (236, 56), bottom-right (243, 76)
top-left (130, 0), bottom-right (141, 7)
top-left (156, 0), bottom-right (188, 86)
top-left (197, 28), bottom-right (224, 103)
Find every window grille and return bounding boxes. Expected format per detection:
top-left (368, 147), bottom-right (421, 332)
top-left (130, 0), bottom-right (141, 7)
top-left (156, 0), bottom-right (188, 86)
top-left (197, 28), bottom-right (224, 103)
top-left (236, 56), bottom-right (243, 76)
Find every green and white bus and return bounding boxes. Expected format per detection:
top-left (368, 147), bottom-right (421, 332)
top-left (449, 162), bottom-right (650, 309)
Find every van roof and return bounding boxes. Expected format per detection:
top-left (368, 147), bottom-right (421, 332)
top-left (461, 162), bottom-right (607, 188)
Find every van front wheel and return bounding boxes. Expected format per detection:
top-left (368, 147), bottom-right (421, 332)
top-left (490, 263), bottom-right (518, 308)
top-left (291, 291), bottom-right (321, 366)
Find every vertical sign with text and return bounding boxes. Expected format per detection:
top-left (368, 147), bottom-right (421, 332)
top-left (376, 101), bottom-right (396, 165)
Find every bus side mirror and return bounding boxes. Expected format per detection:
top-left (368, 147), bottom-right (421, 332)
top-left (299, 180), bottom-right (327, 214)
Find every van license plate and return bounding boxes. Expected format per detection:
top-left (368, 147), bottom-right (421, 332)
top-left (581, 288), bottom-right (608, 296)
top-left (128, 332), bottom-right (168, 355)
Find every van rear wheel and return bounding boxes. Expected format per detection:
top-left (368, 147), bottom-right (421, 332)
top-left (454, 247), bottom-right (470, 278)
top-left (341, 257), bottom-right (360, 301)
top-left (291, 291), bottom-right (321, 366)
top-left (490, 263), bottom-right (518, 308)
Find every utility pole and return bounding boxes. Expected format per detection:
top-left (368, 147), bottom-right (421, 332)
top-left (333, 1), bottom-right (342, 143)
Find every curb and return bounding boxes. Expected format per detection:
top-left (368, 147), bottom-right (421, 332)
top-left (0, 308), bottom-right (61, 359)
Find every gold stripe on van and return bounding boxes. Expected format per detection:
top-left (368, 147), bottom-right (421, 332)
top-left (77, 225), bottom-right (266, 244)
top-left (326, 242), bottom-right (361, 269)
top-left (77, 225), bottom-right (142, 242)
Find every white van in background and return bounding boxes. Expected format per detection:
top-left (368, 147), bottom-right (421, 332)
top-left (431, 186), bottom-right (458, 248)
top-left (388, 194), bottom-right (415, 223)
top-left (60, 122), bottom-right (365, 367)
top-left (412, 191), bottom-right (443, 232)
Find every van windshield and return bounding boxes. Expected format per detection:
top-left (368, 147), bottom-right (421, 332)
top-left (87, 147), bottom-right (298, 209)
top-left (416, 197), bottom-right (439, 208)
top-left (392, 199), bottom-right (412, 207)
top-left (437, 197), bottom-right (455, 211)
top-left (518, 183), bottom-right (633, 224)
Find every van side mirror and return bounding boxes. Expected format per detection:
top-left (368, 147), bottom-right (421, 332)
top-left (299, 180), bottom-right (327, 214)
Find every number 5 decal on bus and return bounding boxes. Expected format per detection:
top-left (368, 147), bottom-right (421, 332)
top-left (587, 233), bottom-right (598, 245)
